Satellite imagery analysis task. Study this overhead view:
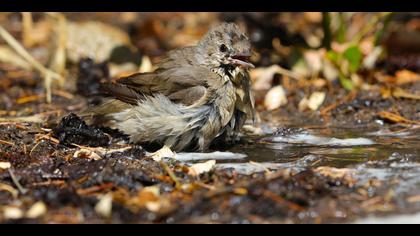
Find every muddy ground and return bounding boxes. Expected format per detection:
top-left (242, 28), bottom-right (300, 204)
top-left (1, 12), bottom-right (420, 224)
top-left (1, 75), bottom-right (420, 223)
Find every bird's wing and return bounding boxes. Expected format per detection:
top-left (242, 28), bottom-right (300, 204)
top-left (102, 65), bottom-right (217, 106)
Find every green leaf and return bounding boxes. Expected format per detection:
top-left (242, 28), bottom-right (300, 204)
top-left (327, 50), bottom-right (339, 63)
top-left (339, 74), bottom-right (354, 91)
top-left (343, 45), bottom-right (362, 73)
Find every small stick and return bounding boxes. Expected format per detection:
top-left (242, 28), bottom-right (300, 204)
top-left (8, 168), bottom-right (27, 195)
top-left (0, 25), bottom-right (64, 103)
top-left (0, 139), bottom-right (15, 146)
top-left (29, 141), bottom-right (43, 157)
top-left (22, 12), bottom-right (34, 48)
top-left (159, 161), bottom-right (181, 190)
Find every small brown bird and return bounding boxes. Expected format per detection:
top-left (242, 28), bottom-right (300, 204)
top-left (81, 22), bottom-right (255, 152)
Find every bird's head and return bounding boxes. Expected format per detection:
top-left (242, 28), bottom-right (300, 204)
top-left (196, 23), bottom-right (254, 78)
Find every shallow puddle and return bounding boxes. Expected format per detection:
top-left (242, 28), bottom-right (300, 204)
top-left (224, 125), bottom-right (420, 166)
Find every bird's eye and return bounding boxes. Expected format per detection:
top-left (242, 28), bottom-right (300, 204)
top-left (219, 44), bottom-right (228, 52)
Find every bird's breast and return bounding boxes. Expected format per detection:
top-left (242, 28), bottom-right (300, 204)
top-left (213, 81), bottom-right (237, 127)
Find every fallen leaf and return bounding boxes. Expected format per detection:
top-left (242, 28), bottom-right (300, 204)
top-left (363, 46), bottom-right (383, 69)
top-left (298, 97), bottom-right (310, 112)
top-left (251, 65), bottom-right (303, 91)
top-left (142, 186), bottom-right (160, 197)
top-left (188, 160), bottom-right (216, 176)
top-left (3, 206), bottom-right (24, 220)
top-left (0, 162), bottom-right (11, 169)
top-left (379, 70), bottom-right (420, 85)
top-left (264, 85), bottom-right (288, 111)
top-left (394, 70), bottom-right (420, 85)
top-left (145, 198), bottom-right (172, 213)
top-left (95, 193), bottom-right (113, 218)
top-left (322, 57), bottom-right (340, 81)
top-left (377, 111), bottom-right (420, 125)
top-left (73, 149), bottom-right (102, 161)
top-left (304, 50), bottom-right (323, 75)
top-left (233, 188), bottom-right (248, 195)
top-left (26, 201), bottom-right (47, 219)
top-left (307, 92), bottom-right (326, 111)
top-left (0, 183), bottom-right (18, 199)
top-left (148, 145), bottom-right (175, 162)
top-left (315, 166), bottom-right (356, 186)
top-left (299, 92), bottom-right (326, 111)
top-left (407, 195), bottom-right (420, 203)
top-left (392, 87), bottom-right (420, 100)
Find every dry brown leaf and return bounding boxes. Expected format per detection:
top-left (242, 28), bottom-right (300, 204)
top-left (95, 193), bottom-right (113, 218)
top-left (299, 92), bottom-right (326, 111)
top-left (304, 50), bottom-right (323, 75)
top-left (379, 70), bottom-right (420, 85)
top-left (392, 87), bottom-right (420, 100)
top-left (0, 162), bottom-right (11, 169)
top-left (148, 145), bottom-right (175, 162)
top-left (395, 70), bottom-right (420, 85)
top-left (315, 166), bottom-right (356, 186)
top-left (264, 85), bottom-right (288, 111)
top-left (308, 92), bottom-right (326, 111)
top-left (251, 65), bottom-right (303, 91)
top-left (72, 145), bottom-right (132, 158)
top-left (26, 201), bottom-right (47, 219)
top-left (407, 195), bottom-right (420, 203)
top-left (3, 206), bottom-right (24, 220)
top-left (377, 111), bottom-right (420, 125)
top-left (188, 160), bottom-right (216, 176)
top-left (145, 198), bottom-right (172, 213)
top-left (73, 149), bottom-right (102, 161)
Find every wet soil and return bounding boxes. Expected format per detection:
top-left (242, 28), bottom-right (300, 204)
top-left (1, 78), bottom-right (420, 223)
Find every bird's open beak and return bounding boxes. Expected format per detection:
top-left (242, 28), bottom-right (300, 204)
top-left (230, 54), bottom-right (254, 69)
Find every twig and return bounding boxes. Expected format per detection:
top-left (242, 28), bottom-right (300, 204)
top-left (262, 190), bottom-right (305, 211)
top-left (275, 65), bottom-right (305, 81)
top-left (0, 114), bottom-right (45, 123)
top-left (0, 139), bottom-right (15, 146)
top-left (76, 183), bottom-right (115, 195)
top-left (377, 111), bottom-right (420, 125)
top-left (159, 161), bottom-right (181, 190)
top-left (16, 94), bottom-right (45, 104)
top-left (8, 168), bottom-right (27, 195)
top-left (36, 133), bottom-right (60, 144)
top-left (47, 12), bottom-right (67, 87)
top-left (0, 25), bottom-right (64, 103)
top-left (249, 161), bottom-right (271, 174)
top-left (29, 141), bottom-right (43, 157)
top-left (22, 12), bottom-right (34, 48)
